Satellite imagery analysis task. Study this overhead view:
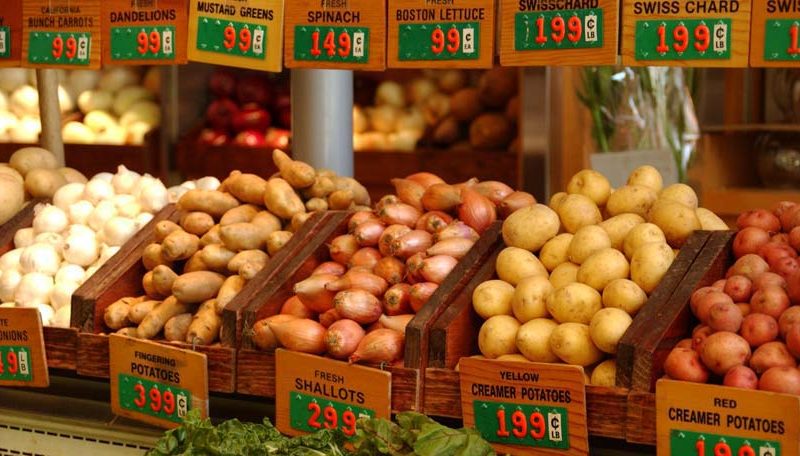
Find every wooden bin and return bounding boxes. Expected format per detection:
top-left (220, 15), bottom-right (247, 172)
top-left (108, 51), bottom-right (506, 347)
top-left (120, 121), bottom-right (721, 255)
top-left (418, 231), bottom-right (716, 442)
top-left (232, 213), bottom-right (503, 413)
top-left (0, 199), bottom-right (80, 371)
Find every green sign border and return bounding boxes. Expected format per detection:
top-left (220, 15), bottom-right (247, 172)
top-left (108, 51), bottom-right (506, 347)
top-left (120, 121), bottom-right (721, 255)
top-left (764, 19), bottom-right (800, 61)
top-left (110, 25), bottom-right (176, 61)
top-left (118, 373), bottom-right (191, 424)
top-left (289, 390), bottom-right (374, 435)
top-left (514, 9), bottom-right (604, 51)
top-left (27, 31), bottom-right (91, 66)
top-left (195, 16), bottom-right (267, 60)
top-left (670, 428), bottom-right (780, 456)
top-left (0, 346), bottom-right (32, 382)
top-left (398, 22), bottom-right (480, 61)
top-left (294, 25), bottom-right (370, 63)
top-left (473, 400), bottom-right (570, 450)
top-left (634, 18), bottom-right (732, 60)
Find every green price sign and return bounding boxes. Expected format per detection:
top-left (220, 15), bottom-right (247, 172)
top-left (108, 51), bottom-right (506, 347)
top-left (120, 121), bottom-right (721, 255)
top-left (473, 401), bottom-right (570, 450)
top-left (670, 429), bottom-right (780, 456)
top-left (0, 27), bottom-right (10, 58)
top-left (110, 25), bottom-right (175, 61)
top-left (764, 19), bottom-right (800, 60)
top-left (0, 346), bottom-right (31, 382)
top-left (398, 22), bottom-right (480, 61)
top-left (195, 16), bottom-right (266, 60)
top-left (118, 374), bottom-right (191, 424)
top-left (515, 10), bottom-right (603, 51)
top-left (288, 391), bottom-right (374, 437)
top-left (28, 31), bottom-right (91, 65)
top-left (635, 18), bottom-right (731, 60)
top-left (294, 26), bottom-right (370, 63)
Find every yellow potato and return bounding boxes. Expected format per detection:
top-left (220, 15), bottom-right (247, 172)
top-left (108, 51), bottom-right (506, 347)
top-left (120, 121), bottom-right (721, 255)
top-left (539, 233), bottom-right (573, 272)
top-left (567, 225), bottom-right (611, 265)
top-left (696, 207), bottom-right (729, 231)
top-left (605, 185), bottom-right (658, 218)
top-left (567, 169), bottom-right (611, 206)
top-left (220, 204), bottom-right (260, 226)
top-left (496, 247), bottom-right (548, 286)
top-left (546, 282), bottom-right (601, 324)
top-left (512, 276), bottom-right (553, 322)
top-left (630, 242), bottom-right (675, 293)
top-left (627, 165), bottom-right (663, 192)
top-left (648, 199), bottom-right (701, 248)
top-left (502, 204), bottom-right (560, 252)
top-left (623, 223), bottom-right (666, 260)
top-left (496, 354), bottom-right (531, 363)
top-left (171, 271), bottom-right (226, 303)
top-left (557, 194), bottom-right (602, 233)
top-left (590, 359), bottom-right (618, 386)
top-left (589, 308), bottom-right (633, 354)
top-left (602, 279), bottom-right (648, 315)
top-left (178, 189), bottom-right (239, 218)
top-left (478, 315), bottom-right (520, 359)
top-left (516, 318), bottom-right (559, 362)
top-left (549, 262), bottom-right (579, 290)
top-left (599, 214), bottom-right (645, 250)
top-left (549, 192), bottom-right (568, 212)
top-left (550, 322), bottom-right (604, 366)
top-left (577, 248), bottom-right (630, 291)
top-left (180, 212), bottom-right (215, 236)
top-left (659, 183), bottom-right (698, 208)
top-left (472, 280), bottom-right (515, 319)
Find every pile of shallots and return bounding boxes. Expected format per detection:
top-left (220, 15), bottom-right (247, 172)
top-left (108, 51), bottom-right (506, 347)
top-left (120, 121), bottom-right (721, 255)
top-left (251, 173), bottom-right (536, 365)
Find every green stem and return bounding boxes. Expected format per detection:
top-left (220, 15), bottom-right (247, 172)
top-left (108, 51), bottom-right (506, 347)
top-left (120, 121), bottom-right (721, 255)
top-left (590, 106), bottom-right (610, 153)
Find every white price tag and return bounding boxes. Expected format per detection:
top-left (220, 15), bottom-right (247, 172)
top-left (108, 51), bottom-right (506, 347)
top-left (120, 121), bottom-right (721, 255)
top-left (0, 31), bottom-right (6, 54)
top-left (548, 412), bottom-right (563, 442)
top-left (253, 28), bottom-right (264, 55)
top-left (353, 31), bottom-right (365, 57)
top-left (18, 350), bottom-right (28, 376)
top-left (713, 22), bottom-right (727, 52)
top-left (177, 392), bottom-right (188, 418)
top-left (584, 14), bottom-right (598, 42)
top-left (162, 30), bottom-right (173, 55)
top-left (462, 27), bottom-right (475, 53)
top-left (77, 36), bottom-right (89, 60)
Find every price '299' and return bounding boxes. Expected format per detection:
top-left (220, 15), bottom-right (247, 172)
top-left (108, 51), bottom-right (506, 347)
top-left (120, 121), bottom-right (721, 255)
top-left (307, 402), bottom-right (357, 436)
top-left (656, 23), bottom-right (710, 53)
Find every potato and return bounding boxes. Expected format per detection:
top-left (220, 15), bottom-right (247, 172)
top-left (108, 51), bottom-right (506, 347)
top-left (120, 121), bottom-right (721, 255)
top-left (183, 251), bottom-right (208, 273)
top-left (186, 299), bottom-right (222, 345)
top-left (178, 189), bottom-right (239, 218)
top-left (539, 233), bottom-right (573, 271)
top-left (162, 229), bottom-right (200, 261)
top-left (266, 231), bottom-right (293, 255)
top-left (778, 306), bottom-right (800, 337)
top-left (568, 225), bottom-right (611, 265)
top-left (155, 220), bottom-right (181, 242)
top-left (25, 168), bottom-right (67, 198)
top-left (10, 147), bottom-right (57, 176)
top-left (502, 204), bottom-right (560, 252)
top-left (142, 243), bottom-right (171, 270)
top-left (700, 331), bottom-right (751, 375)
top-left (472, 280), bottom-right (515, 319)
top-left (171, 271), bottom-right (225, 303)
top-left (659, 183), bottom-right (698, 208)
top-left (550, 322), bottom-right (604, 366)
top-left (591, 359), bottom-right (617, 387)
top-left (104, 299), bottom-right (132, 329)
top-left (750, 341), bottom-right (796, 374)
top-left (723, 365), bottom-right (758, 389)
top-left (623, 223), bottom-right (666, 260)
top-left (469, 113), bottom-right (513, 148)
top-left (546, 282), bottom-right (601, 324)
top-left (550, 262), bottom-right (579, 289)
top-left (630, 242), bottom-right (674, 294)
top-left (511, 276), bottom-right (553, 323)
top-left (663, 347), bottom-right (709, 383)
top-left (227, 249), bottom-right (269, 275)
top-left (496, 354), bottom-right (530, 363)
top-left (251, 211), bottom-right (283, 234)
top-left (516, 318), bottom-right (559, 362)
top-left (567, 170), bottom-right (611, 206)
top-left (577, 248), bottom-right (629, 291)
top-left (648, 199), bottom-right (701, 248)
top-left (0, 175), bottom-right (24, 225)
top-left (602, 279), bottom-right (647, 315)
top-left (599, 214), bottom-right (645, 251)
top-left (225, 171), bottom-right (268, 205)
top-left (627, 165), bottom-right (663, 192)
top-left (589, 308), bottom-right (632, 354)
top-left (200, 225), bottom-right (222, 247)
top-left (180, 212), bottom-right (215, 236)
top-left (128, 300), bottom-right (159, 324)
top-left (478, 315), bottom-right (520, 359)
top-left (557, 194), bottom-right (602, 234)
top-left (58, 167), bottom-right (87, 184)
top-left (138, 296), bottom-right (193, 339)
top-left (216, 275), bottom-right (246, 313)
top-left (750, 285), bottom-right (790, 319)
top-left (220, 204), bottom-right (259, 226)
top-left (606, 185), bottom-right (658, 218)
top-left (220, 222), bottom-right (264, 251)
top-left (152, 265), bottom-right (178, 296)
top-left (728, 254), bottom-right (769, 282)
top-left (758, 366), bottom-right (800, 394)
top-left (549, 192), bottom-right (568, 211)
top-left (164, 313), bottom-right (193, 342)
top-left (200, 244), bottom-right (236, 272)
top-left (0, 165), bottom-right (23, 184)
top-left (696, 207), bottom-right (729, 231)
top-left (264, 178), bottom-right (305, 219)
top-left (495, 246), bottom-right (547, 286)
top-left (707, 301), bottom-right (743, 332)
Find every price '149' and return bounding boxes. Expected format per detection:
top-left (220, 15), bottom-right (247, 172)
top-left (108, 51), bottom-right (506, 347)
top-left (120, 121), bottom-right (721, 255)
top-left (310, 30), bottom-right (352, 58)
top-left (656, 23), bottom-right (710, 53)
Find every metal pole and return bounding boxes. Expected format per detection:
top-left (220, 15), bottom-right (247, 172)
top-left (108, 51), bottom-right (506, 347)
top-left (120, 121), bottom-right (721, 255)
top-left (290, 69), bottom-right (354, 177)
top-left (36, 69), bottom-right (64, 166)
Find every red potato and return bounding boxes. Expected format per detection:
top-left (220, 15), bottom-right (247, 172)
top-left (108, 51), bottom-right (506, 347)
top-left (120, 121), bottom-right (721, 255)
top-left (726, 254), bottom-right (770, 281)
top-left (691, 287), bottom-right (717, 311)
top-left (786, 325), bottom-right (800, 358)
top-left (753, 272), bottom-right (786, 291)
top-left (772, 233), bottom-right (790, 245)
top-left (694, 291), bottom-right (734, 324)
top-left (750, 286), bottom-right (790, 319)
top-left (758, 366), bottom-right (800, 394)
top-left (700, 331), bottom-right (751, 376)
top-left (692, 325), bottom-right (713, 352)
top-left (737, 209), bottom-right (781, 233)
top-left (723, 365), bottom-right (758, 390)
top-left (759, 242), bottom-right (797, 267)
top-left (707, 301), bottom-right (744, 332)
top-left (723, 275), bottom-right (753, 302)
top-left (773, 201), bottom-right (797, 220)
top-left (676, 338), bottom-right (693, 349)
top-left (740, 313), bottom-right (780, 347)
top-left (789, 226), bottom-right (800, 252)
top-left (712, 279), bottom-right (727, 290)
top-left (780, 204), bottom-right (800, 232)
top-left (787, 272), bottom-right (800, 305)
top-left (733, 227), bottom-right (770, 258)
top-left (750, 341), bottom-right (797, 374)
top-left (736, 303), bottom-right (751, 317)
top-left (771, 257), bottom-right (800, 280)
top-left (663, 347), bottom-right (710, 383)
top-left (778, 306), bottom-right (800, 337)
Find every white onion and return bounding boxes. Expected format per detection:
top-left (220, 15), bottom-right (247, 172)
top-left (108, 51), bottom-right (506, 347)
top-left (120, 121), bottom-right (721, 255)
top-left (13, 228), bottom-right (35, 249)
top-left (0, 269), bottom-right (20, 301)
top-left (62, 233), bottom-right (99, 267)
top-left (51, 305), bottom-right (71, 328)
top-left (53, 183), bottom-right (86, 211)
top-left (0, 248), bottom-right (23, 272)
top-left (33, 232), bottom-right (64, 252)
top-left (14, 272), bottom-right (53, 306)
top-left (139, 180), bottom-right (168, 213)
top-left (68, 200), bottom-right (94, 225)
top-left (0, 68), bottom-right (29, 92)
top-left (135, 212), bottom-right (154, 227)
top-left (33, 205), bottom-right (69, 234)
top-left (195, 176), bottom-right (220, 190)
top-left (9, 116), bottom-right (40, 143)
top-left (66, 224), bottom-right (95, 239)
top-left (9, 85), bottom-right (39, 117)
top-left (83, 178), bottom-right (115, 205)
top-left (167, 185), bottom-right (189, 203)
top-left (51, 281), bottom-right (79, 311)
top-left (103, 217), bottom-right (138, 246)
top-left (77, 90), bottom-right (113, 114)
top-left (88, 201), bottom-right (117, 232)
top-left (32, 303), bottom-right (54, 326)
top-left (55, 263), bottom-right (85, 285)
top-left (111, 165), bottom-right (141, 194)
top-left (92, 172), bottom-right (114, 183)
top-left (20, 243), bottom-right (60, 275)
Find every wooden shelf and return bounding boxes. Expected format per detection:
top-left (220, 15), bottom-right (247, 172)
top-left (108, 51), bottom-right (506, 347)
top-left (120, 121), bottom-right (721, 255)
top-left (703, 187), bottom-right (800, 218)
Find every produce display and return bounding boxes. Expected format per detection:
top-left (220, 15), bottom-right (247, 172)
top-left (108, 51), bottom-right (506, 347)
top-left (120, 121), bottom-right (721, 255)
top-left (664, 205), bottom-right (800, 395)
top-left (472, 166), bottom-right (729, 386)
top-left (353, 68), bottom-right (519, 152)
top-left (252, 174), bottom-right (537, 364)
top-left (101, 150), bottom-right (370, 345)
top-left (0, 67), bottom-right (161, 145)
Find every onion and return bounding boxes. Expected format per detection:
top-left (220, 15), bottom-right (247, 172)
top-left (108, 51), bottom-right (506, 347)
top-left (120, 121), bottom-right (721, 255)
top-left (499, 191), bottom-right (537, 218)
top-left (420, 255), bottom-right (458, 284)
top-left (353, 220), bottom-right (385, 247)
top-left (84, 178), bottom-right (115, 205)
top-left (348, 211), bottom-right (381, 232)
top-left (375, 81), bottom-right (405, 108)
top-left (293, 274), bottom-right (338, 313)
top-left (0, 270), bottom-right (21, 301)
top-left (62, 233), bottom-right (99, 267)
top-left (33, 205), bottom-right (69, 234)
top-left (379, 224), bottom-right (412, 257)
top-left (319, 308), bottom-right (341, 328)
top-left (15, 272), bottom-right (53, 306)
top-left (373, 256), bottom-right (406, 285)
top-left (375, 195), bottom-right (400, 213)
top-left (252, 315), bottom-right (297, 350)
top-left (281, 296), bottom-right (317, 319)
top-left (51, 281), bottom-right (78, 311)
top-left (326, 270), bottom-right (388, 297)
top-left (379, 314), bottom-right (415, 333)
top-left (329, 234), bottom-right (359, 265)
top-left (103, 216), bottom-right (138, 246)
top-left (426, 238), bottom-right (476, 259)
top-left (268, 318), bottom-right (327, 354)
top-left (33, 232), bottom-right (64, 251)
top-left (383, 283), bottom-right (412, 315)
top-left (421, 184), bottom-right (462, 212)
top-left (434, 221), bottom-right (480, 243)
top-left (0, 249), bottom-right (23, 272)
top-left (348, 247), bottom-right (382, 271)
top-left (334, 289), bottom-right (383, 324)
top-left (406, 253), bottom-right (427, 283)
top-left (325, 319), bottom-right (365, 359)
top-left (473, 181), bottom-right (514, 205)
top-left (410, 282), bottom-right (439, 312)
top-left (20, 243), bottom-right (59, 275)
top-left (405, 172), bottom-right (445, 189)
top-left (312, 261), bottom-right (347, 276)
top-left (379, 203), bottom-right (421, 227)
top-left (349, 329), bottom-right (405, 364)
top-left (454, 177), bottom-right (479, 191)
top-left (88, 201), bottom-right (117, 232)
top-left (416, 211), bottom-right (454, 233)
top-left (55, 264), bottom-right (85, 285)
top-left (458, 188), bottom-right (496, 234)
top-left (53, 183), bottom-right (86, 211)
top-left (390, 230), bottom-right (433, 259)
top-left (111, 165), bottom-right (141, 194)
top-left (13, 228), bottom-right (35, 249)
top-left (391, 178), bottom-right (424, 211)
top-left (68, 201), bottom-right (94, 225)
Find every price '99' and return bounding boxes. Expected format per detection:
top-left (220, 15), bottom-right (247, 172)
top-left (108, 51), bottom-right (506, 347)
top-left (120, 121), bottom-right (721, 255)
top-left (137, 31), bottom-right (161, 55)
top-left (534, 16), bottom-right (583, 44)
top-left (0, 350), bottom-right (19, 375)
top-left (52, 36), bottom-right (78, 60)
top-left (656, 23), bottom-right (710, 53)
top-left (133, 384), bottom-right (177, 416)
top-left (224, 25), bottom-right (253, 52)
top-left (307, 402), bottom-right (357, 436)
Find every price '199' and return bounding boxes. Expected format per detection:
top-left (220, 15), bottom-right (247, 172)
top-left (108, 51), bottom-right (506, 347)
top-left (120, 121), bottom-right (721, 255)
top-left (534, 15), bottom-right (583, 45)
top-left (656, 23), bottom-right (710, 53)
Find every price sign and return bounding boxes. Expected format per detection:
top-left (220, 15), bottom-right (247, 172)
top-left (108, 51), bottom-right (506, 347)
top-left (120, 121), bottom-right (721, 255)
top-left (275, 349), bottom-right (391, 437)
top-left (621, 0), bottom-right (750, 66)
top-left (285, 0), bottom-right (385, 70)
top-left (0, 0), bottom-right (23, 67)
top-left (499, 0), bottom-right (617, 65)
top-left (656, 379), bottom-right (800, 456)
top-left (22, 0), bottom-right (101, 69)
top-left (109, 334), bottom-right (208, 429)
top-left (102, 0), bottom-right (188, 65)
top-left (751, 0), bottom-right (800, 65)
top-left (387, 0), bottom-right (495, 68)
top-left (460, 358), bottom-right (589, 455)
top-left (188, 0), bottom-right (284, 72)
top-left (0, 308), bottom-right (48, 388)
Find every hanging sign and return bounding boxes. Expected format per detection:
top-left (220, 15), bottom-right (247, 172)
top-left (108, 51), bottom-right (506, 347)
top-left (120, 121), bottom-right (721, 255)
top-left (498, 0), bottom-right (618, 65)
top-left (109, 334), bottom-right (209, 429)
top-left (387, 0), bottom-right (496, 68)
top-left (275, 349), bottom-right (392, 438)
top-left (188, 0), bottom-right (284, 72)
top-left (284, 0), bottom-right (386, 70)
top-left (102, 0), bottom-right (188, 65)
top-left (22, 0), bottom-right (102, 69)
top-left (750, 0), bottom-right (800, 66)
top-left (0, 0), bottom-right (23, 67)
top-left (621, 0), bottom-right (751, 66)
top-left (656, 379), bottom-right (800, 456)
top-left (0, 308), bottom-right (48, 388)
top-left (459, 358), bottom-right (589, 455)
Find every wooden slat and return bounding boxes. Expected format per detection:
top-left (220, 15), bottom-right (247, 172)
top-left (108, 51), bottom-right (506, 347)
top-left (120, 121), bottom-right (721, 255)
top-left (625, 392), bottom-right (656, 445)
top-left (43, 327), bottom-right (78, 371)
